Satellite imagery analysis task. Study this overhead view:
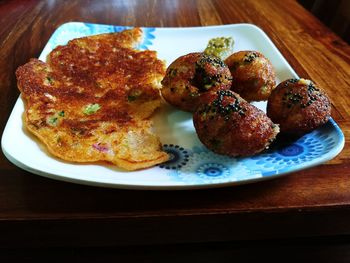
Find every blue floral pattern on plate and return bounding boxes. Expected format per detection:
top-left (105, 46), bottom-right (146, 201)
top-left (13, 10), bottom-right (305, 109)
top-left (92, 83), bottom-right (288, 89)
top-left (246, 131), bottom-right (334, 172)
top-left (159, 144), bottom-right (190, 169)
top-left (160, 119), bottom-right (344, 185)
top-left (161, 145), bottom-right (260, 184)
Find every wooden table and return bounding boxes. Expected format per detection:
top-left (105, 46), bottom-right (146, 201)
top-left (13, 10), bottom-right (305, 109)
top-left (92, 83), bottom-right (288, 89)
top-left (1, 0), bottom-right (350, 261)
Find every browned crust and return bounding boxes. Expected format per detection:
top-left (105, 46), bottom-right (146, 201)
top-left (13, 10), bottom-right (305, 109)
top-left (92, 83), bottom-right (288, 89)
top-left (225, 50), bottom-right (276, 102)
top-left (161, 52), bottom-right (232, 112)
top-left (267, 79), bottom-right (331, 135)
top-left (16, 28), bottom-right (169, 170)
top-left (193, 89), bottom-right (279, 157)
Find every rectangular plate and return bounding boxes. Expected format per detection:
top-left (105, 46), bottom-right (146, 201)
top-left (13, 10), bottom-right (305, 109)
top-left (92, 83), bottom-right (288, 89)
top-left (1, 22), bottom-right (345, 189)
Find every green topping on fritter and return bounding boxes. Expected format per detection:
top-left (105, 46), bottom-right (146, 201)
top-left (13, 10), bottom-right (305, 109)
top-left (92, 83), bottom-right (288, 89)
top-left (127, 89), bottom-right (142, 102)
top-left (48, 116), bottom-right (58, 126)
top-left (83, 103), bottom-right (101, 115)
top-left (47, 110), bottom-right (65, 126)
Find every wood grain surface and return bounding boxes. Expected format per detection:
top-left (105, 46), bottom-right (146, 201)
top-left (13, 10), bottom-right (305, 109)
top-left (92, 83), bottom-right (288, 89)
top-left (0, 0), bottom-right (350, 260)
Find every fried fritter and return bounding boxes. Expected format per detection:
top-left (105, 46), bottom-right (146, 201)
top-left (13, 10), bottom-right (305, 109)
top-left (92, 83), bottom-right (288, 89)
top-left (193, 89), bottom-right (279, 157)
top-left (267, 78), bottom-right (331, 135)
top-left (161, 52), bottom-right (232, 112)
top-left (16, 28), bottom-right (169, 170)
top-left (225, 50), bottom-right (276, 101)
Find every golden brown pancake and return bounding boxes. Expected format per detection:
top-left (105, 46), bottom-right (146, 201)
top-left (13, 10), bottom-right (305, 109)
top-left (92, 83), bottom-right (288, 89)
top-left (16, 28), bottom-right (169, 170)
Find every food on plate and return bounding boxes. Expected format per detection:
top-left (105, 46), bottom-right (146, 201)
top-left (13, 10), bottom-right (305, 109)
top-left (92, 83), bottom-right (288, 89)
top-left (193, 89), bottom-right (279, 156)
top-left (204, 36), bottom-right (234, 60)
top-left (225, 50), bottom-right (276, 102)
top-left (16, 28), bottom-right (169, 170)
top-left (267, 78), bottom-right (331, 135)
top-left (161, 52), bottom-right (232, 112)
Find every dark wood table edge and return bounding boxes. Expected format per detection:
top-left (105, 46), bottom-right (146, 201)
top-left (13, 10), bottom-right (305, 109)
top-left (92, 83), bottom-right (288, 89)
top-left (1, 205), bottom-right (350, 248)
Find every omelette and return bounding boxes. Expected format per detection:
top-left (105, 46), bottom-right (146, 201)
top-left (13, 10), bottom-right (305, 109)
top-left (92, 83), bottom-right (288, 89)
top-left (16, 28), bottom-right (169, 170)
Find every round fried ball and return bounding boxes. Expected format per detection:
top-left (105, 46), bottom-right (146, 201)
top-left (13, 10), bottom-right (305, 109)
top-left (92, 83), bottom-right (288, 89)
top-left (225, 50), bottom-right (276, 102)
top-left (161, 52), bottom-right (232, 112)
top-left (193, 89), bottom-right (279, 157)
top-left (267, 78), bottom-right (331, 135)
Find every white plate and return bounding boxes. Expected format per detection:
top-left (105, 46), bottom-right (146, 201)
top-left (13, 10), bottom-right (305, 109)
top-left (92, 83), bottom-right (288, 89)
top-left (1, 22), bottom-right (345, 190)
